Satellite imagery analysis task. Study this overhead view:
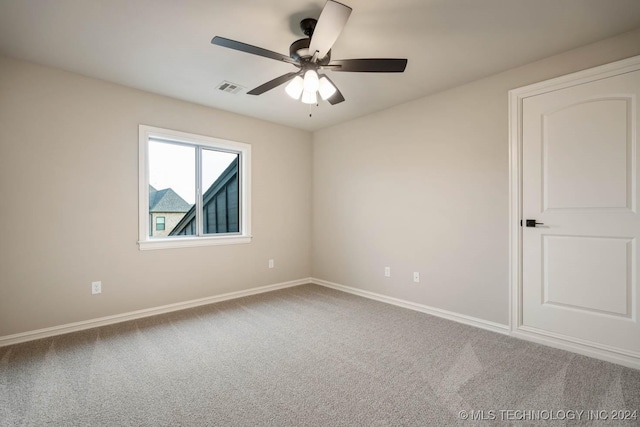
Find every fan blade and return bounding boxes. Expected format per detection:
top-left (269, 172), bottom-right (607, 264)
top-left (212, 36), bottom-right (298, 65)
top-left (247, 72), bottom-right (300, 95)
top-left (320, 75), bottom-right (345, 105)
top-left (308, 1), bottom-right (352, 60)
top-left (328, 58), bottom-right (408, 72)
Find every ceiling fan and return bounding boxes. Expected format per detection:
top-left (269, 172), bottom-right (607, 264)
top-left (211, 0), bottom-right (407, 106)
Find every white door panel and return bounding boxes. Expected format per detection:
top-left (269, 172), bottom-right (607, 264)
top-left (522, 69), bottom-right (640, 354)
top-left (543, 235), bottom-right (631, 317)
top-left (544, 98), bottom-right (630, 210)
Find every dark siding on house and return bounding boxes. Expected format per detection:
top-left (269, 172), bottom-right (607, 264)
top-left (169, 158), bottom-right (239, 236)
top-left (204, 173), bottom-right (239, 233)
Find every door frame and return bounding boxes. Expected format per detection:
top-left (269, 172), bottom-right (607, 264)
top-left (508, 54), bottom-right (640, 370)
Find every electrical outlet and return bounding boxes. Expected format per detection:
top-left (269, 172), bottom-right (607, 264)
top-left (413, 272), bottom-right (420, 283)
top-left (91, 281), bottom-right (102, 295)
top-left (384, 267), bottom-right (391, 277)
top-left (268, 259), bottom-right (274, 269)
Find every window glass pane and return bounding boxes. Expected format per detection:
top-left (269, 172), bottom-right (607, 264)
top-left (148, 140), bottom-right (195, 237)
top-left (201, 149), bottom-right (239, 235)
top-left (156, 217), bottom-right (165, 231)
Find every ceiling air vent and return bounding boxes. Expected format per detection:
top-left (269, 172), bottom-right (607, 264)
top-left (216, 81), bottom-right (245, 94)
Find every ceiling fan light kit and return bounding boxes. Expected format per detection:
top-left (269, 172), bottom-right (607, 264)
top-left (318, 76), bottom-right (337, 100)
top-left (285, 76), bottom-right (304, 99)
top-left (302, 89), bottom-right (318, 105)
top-left (303, 70), bottom-right (320, 93)
top-left (211, 0), bottom-right (407, 107)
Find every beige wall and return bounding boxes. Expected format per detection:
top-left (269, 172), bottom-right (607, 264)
top-left (3, 28), bottom-right (640, 339)
top-left (312, 28), bottom-right (640, 326)
top-left (0, 56), bottom-right (312, 337)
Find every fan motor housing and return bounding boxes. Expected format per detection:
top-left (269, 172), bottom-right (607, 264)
top-left (289, 18), bottom-right (331, 64)
top-left (289, 38), bottom-right (331, 64)
top-left (289, 38), bottom-right (310, 61)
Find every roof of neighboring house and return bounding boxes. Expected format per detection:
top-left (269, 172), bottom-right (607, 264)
top-left (169, 158), bottom-right (238, 235)
top-left (149, 185), bottom-right (192, 213)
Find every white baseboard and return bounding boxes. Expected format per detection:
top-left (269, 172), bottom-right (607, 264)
top-left (0, 277), bottom-right (510, 348)
top-left (311, 278), bottom-right (510, 335)
top-left (8, 277), bottom-right (637, 370)
top-left (0, 278), bottom-right (312, 347)
top-left (312, 280), bottom-right (640, 369)
top-left (512, 326), bottom-right (640, 371)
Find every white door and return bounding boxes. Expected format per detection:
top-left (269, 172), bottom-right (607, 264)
top-left (521, 68), bottom-right (640, 356)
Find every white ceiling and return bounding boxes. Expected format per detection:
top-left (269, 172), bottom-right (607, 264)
top-left (1, 0), bottom-right (640, 131)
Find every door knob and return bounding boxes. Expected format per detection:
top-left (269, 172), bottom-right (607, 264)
top-left (525, 219), bottom-right (544, 227)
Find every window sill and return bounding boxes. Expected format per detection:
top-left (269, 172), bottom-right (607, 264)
top-left (138, 235), bottom-right (252, 251)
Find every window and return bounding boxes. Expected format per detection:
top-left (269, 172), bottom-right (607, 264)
top-left (156, 216), bottom-right (165, 231)
top-left (139, 125), bottom-right (251, 250)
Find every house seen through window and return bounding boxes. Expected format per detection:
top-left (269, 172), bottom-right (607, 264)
top-left (139, 125), bottom-right (251, 250)
top-left (155, 216), bottom-right (165, 232)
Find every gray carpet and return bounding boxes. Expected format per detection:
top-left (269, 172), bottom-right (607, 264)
top-left (1, 284), bottom-right (639, 426)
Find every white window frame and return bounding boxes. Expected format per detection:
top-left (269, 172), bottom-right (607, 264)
top-left (138, 125), bottom-right (252, 250)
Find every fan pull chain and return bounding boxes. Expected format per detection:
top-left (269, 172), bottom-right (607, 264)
top-left (309, 102), bottom-right (320, 118)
